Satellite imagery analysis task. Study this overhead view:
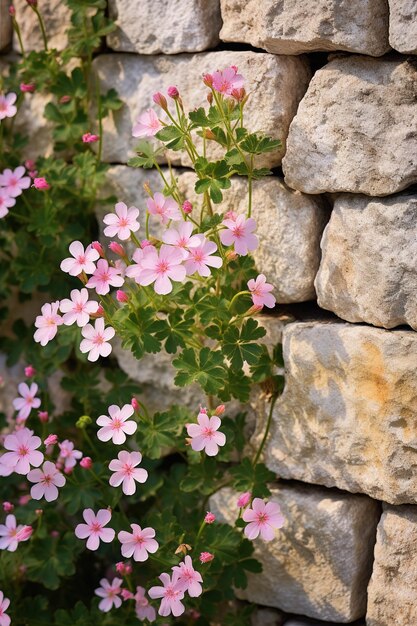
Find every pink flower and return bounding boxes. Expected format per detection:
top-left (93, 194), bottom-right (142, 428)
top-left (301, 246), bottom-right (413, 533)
top-left (34, 301), bottom-right (63, 346)
top-left (132, 109), bottom-right (162, 137)
top-left (182, 200), bottom-right (192, 214)
top-left (173, 555), bottom-right (203, 597)
top-left (60, 241), bottom-right (100, 276)
top-left (58, 439), bottom-right (82, 470)
top-left (20, 82), bottom-right (36, 93)
top-left (86, 259), bottom-right (124, 295)
top-left (96, 404), bottom-right (137, 445)
top-left (147, 192), bottom-right (182, 225)
top-left (59, 288), bottom-right (99, 327)
top-left (124, 245), bottom-right (155, 283)
top-left (12, 382), bottom-right (41, 421)
top-left (186, 412), bottom-right (226, 457)
top-left (109, 450), bottom-right (148, 495)
top-left (118, 524), bottom-right (158, 562)
top-left (0, 189), bottom-right (15, 218)
top-left (148, 571), bottom-right (185, 617)
top-left (247, 274), bottom-right (276, 309)
top-left (199, 551), bottom-right (214, 563)
top-left (167, 86), bottom-right (179, 99)
top-left (24, 365), bottom-right (36, 377)
top-left (204, 512), bottom-right (215, 524)
top-left (121, 588), bottom-right (134, 600)
top-left (137, 244), bottom-right (186, 295)
top-left (237, 492), bottom-right (251, 508)
top-left (0, 93), bottom-right (17, 120)
top-left (0, 166), bottom-right (30, 197)
top-left (27, 461), bottom-right (66, 502)
top-left (134, 586), bottom-right (156, 622)
top-left (32, 177), bottom-right (50, 190)
top-left (2, 427), bottom-right (43, 475)
top-left (44, 434), bottom-right (58, 446)
top-left (0, 514), bottom-right (31, 552)
top-left (80, 456), bottom-right (92, 469)
top-left (220, 215), bottom-right (258, 256)
top-left (162, 221), bottom-right (201, 258)
top-left (242, 498), bottom-right (285, 541)
top-left (103, 201), bottom-right (140, 241)
top-left (80, 318), bottom-right (115, 362)
top-left (95, 577), bottom-right (122, 612)
top-left (75, 508), bottom-right (115, 550)
top-left (184, 235), bottom-right (222, 277)
top-left (0, 593), bottom-right (10, 626)
top-left (82, 132), bottom-right (99, 143)
top-left (212, 66), bottom-right (244, 95)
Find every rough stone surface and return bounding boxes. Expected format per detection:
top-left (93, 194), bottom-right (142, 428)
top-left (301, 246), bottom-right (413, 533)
top-left (93, 51), bottom-right (311, 166)
top-left (283, 56), bottom-right (417, 196)
top-left (315, 193), bottom-right (417, 330)
top-left (265, 321), bottom-right (417, 505)
top-left (13, 0), bottom-right (71, 52)
top-left (0, 0), bottom-right (12, 51)
top-left (107, 0), bottom-right (221, 54)
top-left (252, 607), bottom-right (285, 626)
top-left (210, 485), bottom-right (379, 622)
top-left (366, 505), bottom-right (417, 626)
top-left (220, 0), bottom-right (390, 56)
top-left (388, 0), bottom-right (417, 54)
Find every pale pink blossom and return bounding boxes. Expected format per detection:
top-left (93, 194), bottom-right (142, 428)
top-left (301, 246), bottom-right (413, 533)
top-left (0, 462), bottom-right (13, 478)
top-left (86, 259), bottom-right (124, 295)
top-left (0, 514), bottom-right (31, 552)
top-left (109, 450), bottom-right (148, 495)
top-left (0, 166), bottom-right (30, 197)
top-left (146, 192), bottom-right (182, 224)
top-left (237, 492), bottom-right (251, 508)
top-left (0, 92), bottom-right (17, 120)
top-left (162, 221), bottom-right (201, 258)
top-left (137, 244), bottom-right (186, 295)
top-left (82, 132), bottom-right (99, 143)
top-left (148, 571), bottom-right (185, 617)
top-left (95, 577), bottom-right (123, 612)
top-left (118, 524), bottom-right (158, 562)
top-left (96, 404), bottom-right (137, 445)
top-left (199, 551), bottom-right (214, 563)
top-left (186, 412), bottom-right (226, 457)
top-left (204, 512), bottom-right (215, 524)
top-left (0, 591), bottom-right (10, 626)
top-left (220, 215), bottom-right (258, 256)
top-left (16, 525), bottom-right (33, 542)
top-left (184, 235), bottom-right (222, 277)
top-left (212, 66), bottom-right (244, 95)
top-left (59, 288), bottom-right (99, 327)
top-left (2, 428), bottom-right (43, 475)
top-left (80, 318), bottom-right (115, 362)
top-left (124, 245), bottom-right (155, 283)
top-left (12, 382), bottom-right (41, 421)
top-left (34, 301), bottom-right (63, 346)
top-left (247, 274), bottom-right (276, 309)
top-left (103, 202), bottom-right (140, 241)
top-left (173, 555), bottom-right (203, 597)
top-left (58, 439), bottom-right (82, 470)
top-left (242, 498), bottom-right (285, 541)
top-left (0, 189), bottom-right (15, 218)
top-left (132, 109), bottom-right (162, 137)
top-left (60, 241), bottom-right (100, 276)
top-left (27, 461), bottom-right (66, 502)
top-left (75, 508), bottom-right (115, 550)
top-left (121, 588), bottom-right (134, 600)
top-left (134, 586), bottom-right (156, 622)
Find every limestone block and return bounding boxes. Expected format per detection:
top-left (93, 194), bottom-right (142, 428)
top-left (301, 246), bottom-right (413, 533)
top-left (107, 0), bottom-right (221, 54)
top-left (13, 0), bottom-right (71, 52)
top-left (220, 0), bottom-right (390, 56)
top-left (283, 56), bottom-right (417, 196)
top-left (388, 0), bottom-right (417, 54)
top-left (252, 607), bottom-right (285, 626)
top-left (265, 321), bottom-right (417, 505)
top-left (366, 505), bottom-right (417, 626)
top-left (315, 193), bottom-right (417, 330)
top-left (0, 0), bottom-right (12, 51)
top-left (93, 51), bottom-right (311, 166)
top-left (210, 485), bottom-right (379, 622)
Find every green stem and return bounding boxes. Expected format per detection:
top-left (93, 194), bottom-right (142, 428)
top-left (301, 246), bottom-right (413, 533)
top-left (253, 395), bottom-right (278, 466)
top-left (145, 212), bottom-right (150, 239)
top-left (33, 7), bottom-right (48, 51)
top-left (228, 290), bottom-right (250, 310)
top-left (12, 19), bottom-right (25, 57)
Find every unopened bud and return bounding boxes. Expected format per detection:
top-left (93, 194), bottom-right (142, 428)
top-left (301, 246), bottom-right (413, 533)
top-left (26, 0), bottom-right (37, 6)
top-left (64, 466), bottom-right (73, 475)
top-left (35, 509), bottom-right (43, 516)
top-left (182, 200), bottom-right (193, 214)
top-left (214, 404), bottom-right (225, 416)
top-left (199, 551), bottom-right (214, 563)
top-left (226, 250), bottom-right (238, 262)
top-left (2, 502), bottom-right (14, 512)
top-left (247, 304), bottom-right (264, 315)
top-left (109, 241), bottom-right (125, 256)
top-left (204, 512), bottom-right (216, 524)
top-left (121, 589), bottom-right (134, 600)
top-left (202, 73), bottom-right (213, 88)
top-left (143, 182), bottom-right (152, 196)
top-left (90, 305), bottom-right (105, 318)
top-left (59, 95), bottom-right (71, 104)
top-left (91, 241), bottom-right (105, 257)
top-left (167, 86), bottom-right (179, 99)
top-left (116, 290), bottom-right (129, 303)
top-left (207, 92), bottom-right (213, 105)
top-left (51, 530), bottom-right (59, 538)
top-left (33, 177), bottom-right (50, 190)
top-left (80, 456), bottom-right (93, 469)
top-left (204, 129), bottom-right (216, 141)
top-left (116, 561), bottom-right (132, 575)
top-left (19, 495), bottom-right (31, 506)
top-left (131, 398), bottom-right (140, 411)
top-left (152, 92), bottom-right (168, 111)
top-left (25, 159), bottom-right (36, 171)
top-left (20, 83), bottom-right (36, 93)
top-left (231, 87), bottom-right (246, 102)
top-left (82, 132), bottom-right (99, 143)
top-left (24, 365), bottom-right (36, 377)
top-left (76, 414), bottom-right (92, 429)
top-left (237, 492), bottom-right (251, 508)
top-left (44, 434), bottom-right (58, 446)
top-left (9, 5), bottom-right (16, 16)
top-left (38, 411), bottom-right (49, 423)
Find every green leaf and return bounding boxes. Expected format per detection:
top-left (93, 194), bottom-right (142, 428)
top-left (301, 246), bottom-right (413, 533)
top-left (173, 347), bottom-right (226, 395)
top-left (222, 318), bottom-right (266, 370)
top-left (240, 133), bottom-right (282, 155)
top-left (230, 458), bottom-right (276, 498)
top-left (155, 125), bottom-right (183, 142)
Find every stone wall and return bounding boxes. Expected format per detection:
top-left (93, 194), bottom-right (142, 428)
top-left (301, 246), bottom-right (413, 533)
top-left (2, 1), bottom-right (417, 624)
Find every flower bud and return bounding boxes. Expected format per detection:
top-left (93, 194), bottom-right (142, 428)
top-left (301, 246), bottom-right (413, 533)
top-left (206, 92), bottom-right (213, 105)
top-left (50, 530), bottom-right (59, 538)
top-left (59, 95), bottom-right (71, 104)
top-left (80, 456), bottom-right (93, 469)
top-left (76, 415), bottom-right (92, 429)
top-left (231, 87), bottom-right (246, 102)
top-left (199, 551), bottom-right (214, 563)
top-left (33, 177), bottom-right (50, 190)
top-left (131, 398), bottom-right (140, 411)
top-left (203, 129), bottom-right (216, 141)
top-left (109, 241), bottom-right (125, 256)
top-left (20, 83), bottom-right (36, 93)
top-left (116, 290), bottom-right (129, 303)
top-left (26, 0), bottom-right (37, 6)
top-left (35, 509), bottom-right (43, 516)
top-left (91, 241), bottom-right (105, 257)
top-left (237, 492), bottom-right (251, 508)
top-left (202, 73), bottom-right (213, 88)
top-left (167, 86), bottom-right (179, 99)
top-left (44, 434), bottom-right (58, 446)
top-left (143, 182), bottom-right (152, 196)
top-left (121, 589), bottom-right (134, 600)
top-left (64, 467), bottom-right (73, 475)
top-left (24, 365), bottom-right (36, 377)
top-left (116, 561), bottom-right (132, 575)
top-left (247, 304), bottom-right (263, 315)
top-left (182, 200), bottom-right (193, 214)
top-left (18, 495), bottom-right (31, 506)
top-left (9, 5), bottom-right (16, 16)
top-left (226, 250), bottom-right (238, 262)
top-left (29, 170), bottom-right (38, 179)
top-left (204, 512), bottom-right (216, 524)
top-left (25, 159), bottom-right (36, 171)
top-left (214, 404), bottom-right (225, 416)
top-left (90, 305), bottom-right (105, 318)
top-left (2, 502), bottom-right (14, 512)
top-left (152, 92), bottom-right (168, 110)
top-left (38, 411), bottom-right (49, 423)
top-left (82, 132), bottom-right (99, 143)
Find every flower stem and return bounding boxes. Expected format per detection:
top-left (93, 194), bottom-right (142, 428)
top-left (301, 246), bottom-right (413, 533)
top-left (253, 395), bottom-right (278, 466)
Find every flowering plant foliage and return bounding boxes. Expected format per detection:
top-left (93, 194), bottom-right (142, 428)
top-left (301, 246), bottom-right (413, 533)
top-left (0, 4), bottom-right (286, 624)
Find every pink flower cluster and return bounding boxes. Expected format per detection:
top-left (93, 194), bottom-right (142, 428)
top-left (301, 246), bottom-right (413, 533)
top-left (0, 514), bottom-right (32, 552)
top-left (149, 555), bottom-right (203, 617)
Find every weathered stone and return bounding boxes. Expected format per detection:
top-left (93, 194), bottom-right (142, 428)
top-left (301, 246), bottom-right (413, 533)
top-left (366, 505), bottom-right (417, 626)
top-left (283, 56), bottom-right (417, 196)
top-left (210, 485), bottom-right (379, 622)
top-left (220, 0), bottom-right (390, 56)
top-left (0, 0), bottom-right (12, 51)
top-left (284, 621), bottom-right (365, 626)
top-left (265, 321), bottom-right (417, 505)
top-left (388, 0), bottom-right (417, 54)
top-left (315, 193), bottom-right (417, 331)
top-left (93, 51), bottom-right (311, 166)
top-left (13, 0), bottom-right (71, 52)
top-left (252, 607), bottom-right (285, 626)
top-left (107, 0), bottom-right (221, 54)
